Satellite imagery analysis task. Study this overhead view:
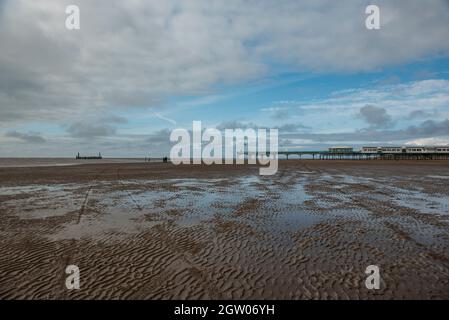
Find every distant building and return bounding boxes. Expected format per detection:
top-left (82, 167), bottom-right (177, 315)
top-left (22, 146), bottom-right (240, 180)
top-left (76, 152), bottom-right (102, 159)
top-left (361, 146), bottom-right (449, 154)
top-left (328, 146), bottom-right (353, 153)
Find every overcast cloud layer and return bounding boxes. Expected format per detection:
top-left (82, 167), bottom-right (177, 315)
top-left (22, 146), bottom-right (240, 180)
top-left (1, 0), bottom-right (449, 156)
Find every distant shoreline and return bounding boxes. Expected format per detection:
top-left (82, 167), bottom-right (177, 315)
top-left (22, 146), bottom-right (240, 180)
top-left (0, 158), bottom-right (158, 168)
top-left (1, 157), bottom-right (449, 169)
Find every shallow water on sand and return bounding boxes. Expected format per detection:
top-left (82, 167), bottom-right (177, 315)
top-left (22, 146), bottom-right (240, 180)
top-left (1, 163), bottom-right (449, 299)
top-left (1, 173), bottom-right (448, 241)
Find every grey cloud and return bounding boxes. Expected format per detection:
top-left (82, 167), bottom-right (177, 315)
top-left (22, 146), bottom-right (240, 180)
top-left (377, 75), bottom-right (401, 86)
top-left (104, 115), bottom-right (128, 124)
top-left (411, 119), bottom-right (449, 136)
top-left (215, 121), bottom-right (308, 132)
top-left (146, 129), bottom-right (171, 144)
top-left (413, 70), bottom-right (438, 80)
top-left (271, 109), bottom-right (289, 120)
top-left (281, 119), bottom-right (449, 143)
top-left (67, 122), bottom-right (116, 138)
top-left (215, 121), bottom-right (259, 130)
top-left (45, 117), bottom-right (449, 155)
top-left (276, 123), bottom-right (309, 132)
top-left (406, 110), bottom-right (436, 120)
top-left (0, 110), bottom-right (24, 122)
top-left (357, 105), bottom-right (393, 129)
top-left (1, 0), bottom-right (449, 125)
top-left (5, 130), bottom-right (46, 143)
top-left (65, 114), bottom-right (127, 138)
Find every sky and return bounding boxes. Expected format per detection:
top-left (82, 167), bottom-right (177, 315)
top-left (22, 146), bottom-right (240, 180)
top-left (1, 0), bottom-right (449, 157)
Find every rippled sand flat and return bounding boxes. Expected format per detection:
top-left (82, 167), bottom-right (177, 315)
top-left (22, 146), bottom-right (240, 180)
top-left (1, 161), bottom-right (449, 299)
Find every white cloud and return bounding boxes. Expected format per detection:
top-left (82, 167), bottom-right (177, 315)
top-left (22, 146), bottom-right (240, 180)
top-left (294, 79), bottom-right (449, 128)
top-left (176, 95), bottom-right (227, 107)
top-left (153, 112), bottom-right (177, 125)
top-left (405, 137), bottom-right (449, 146)
top-left (1, 0), bottom-right (449, 127)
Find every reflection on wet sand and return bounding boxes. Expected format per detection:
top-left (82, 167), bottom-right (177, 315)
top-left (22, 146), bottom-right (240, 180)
top-left (0, 161), bottom-right (449, 299)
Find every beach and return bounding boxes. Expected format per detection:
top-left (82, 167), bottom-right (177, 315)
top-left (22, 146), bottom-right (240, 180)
top-left (1, 160), bottom-right (449, 299)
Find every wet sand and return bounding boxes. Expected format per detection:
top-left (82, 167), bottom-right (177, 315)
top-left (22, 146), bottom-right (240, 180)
top-left (0, 158), bottom-right (149, 168)
top-left (1, 160), bottom-right (449, 299)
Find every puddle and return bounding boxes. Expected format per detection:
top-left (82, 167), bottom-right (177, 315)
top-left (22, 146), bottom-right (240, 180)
top-left (276, 210), bottom-right (327, 231)
top-left (427, 175), bottom-right (449, 180)
top-left (390, 188), bottom-right (449, 215)
top-left (4, 174), bottom-right (449, 242)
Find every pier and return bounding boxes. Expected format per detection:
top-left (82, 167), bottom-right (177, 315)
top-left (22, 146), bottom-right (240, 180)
top-left (243, 146), bottom-right (449, 160)
top-left (276, 151), bottom-right (449, 160)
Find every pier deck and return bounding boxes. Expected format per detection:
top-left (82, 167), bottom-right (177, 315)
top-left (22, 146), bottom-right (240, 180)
top-left (244, 151), bottom-right (449, 160)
